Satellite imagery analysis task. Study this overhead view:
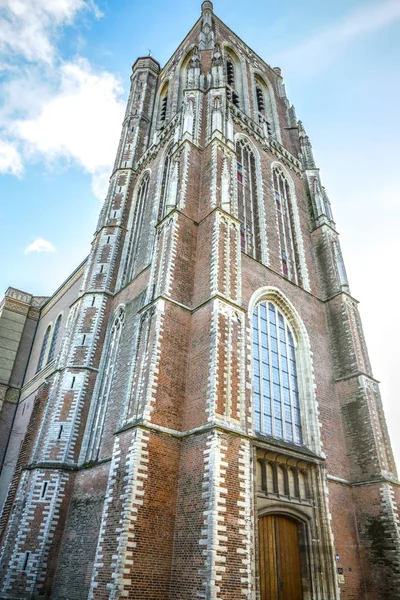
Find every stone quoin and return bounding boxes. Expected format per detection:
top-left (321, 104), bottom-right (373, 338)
top-left (0, 2), bottom-right (399, 599)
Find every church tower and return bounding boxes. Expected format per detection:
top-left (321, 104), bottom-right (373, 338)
top-left (1, 3), bottom-right (399, 599)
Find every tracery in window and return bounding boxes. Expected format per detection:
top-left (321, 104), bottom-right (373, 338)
top-left (236, 139), bottom-right (261, 260)
top-left (273, 167), bottom-right (301, 285)
top-left (122, 172), bottom-right (150, 285)
top-left (47, 314), bottom-right (62, 364)
top-left (252, 301), bottom-right (302, 445)
top-left (86, 307), bottom-right (125, 461)
top-left (36, 325), bottom-right (51, 373)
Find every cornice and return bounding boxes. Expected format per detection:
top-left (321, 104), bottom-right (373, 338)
top-left (20, 360), bottom-right (56, 402)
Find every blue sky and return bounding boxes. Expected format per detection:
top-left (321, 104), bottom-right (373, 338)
top-left (1, 0), bottom-right (399, 465)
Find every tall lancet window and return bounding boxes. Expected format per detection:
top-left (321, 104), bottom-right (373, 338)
top-left (226, 56), bottom-right (240, 108)
top-left (254, 75), bottom-right (277, 138)
top-left (47, 314), bottom-right (62, 364)
top-left (256, 86), bottom-right (265, 113)
top-left (158, 146), bottom-right (174, 221)
top-left (236, 139), bottom-right (261, 260)
top-left (255, 77), bottom-right (272, 137)
top-left (122, 172), bottom-right (150, 285)
top-left (273, 167), bottom-right (301, 285)
top-left (86, 307), bottom-right (125, 462)
top-left (253, 301), bottom-right (302, 445)
top-left (36, 325), bottom-right (51, 373)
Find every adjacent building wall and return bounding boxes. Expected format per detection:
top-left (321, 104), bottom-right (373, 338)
top-left (0, 263), bottom-right (85, 515)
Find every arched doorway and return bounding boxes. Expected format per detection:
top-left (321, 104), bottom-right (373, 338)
top-left (258, 514), bottom-right (303, 600)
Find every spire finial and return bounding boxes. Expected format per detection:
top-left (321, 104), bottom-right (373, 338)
top-left (202, 1), bottom-right (214, 13)
top-left (199, 1), bottom-right (215, 49)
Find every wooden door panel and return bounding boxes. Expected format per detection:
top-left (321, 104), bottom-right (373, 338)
top-left (259, 515), bottom-right (303, 600)
top-left (259, 515), bottom-right (279, 600)
top-left (276, 516), bottom-right (303, 600)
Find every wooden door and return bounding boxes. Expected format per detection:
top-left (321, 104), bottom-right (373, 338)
top-left (258, 514), bottom-right (303, 600)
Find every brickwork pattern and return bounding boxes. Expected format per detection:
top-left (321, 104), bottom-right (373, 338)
top-left (1, 4), bottom-right (399, 599)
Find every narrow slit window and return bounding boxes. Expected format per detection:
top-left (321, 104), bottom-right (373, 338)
top-left (41, 482), bottom-right (48, 498)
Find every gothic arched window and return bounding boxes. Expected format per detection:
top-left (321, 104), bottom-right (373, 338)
top-left (122, 172), bottom-right (150, 285)
top-left (256, 86), bottom-right (265, 113)
top-left (252, 301), bottom-right (302, 445)
top-left (236, 139), bottom-right (261, 260)
top-left (254, 75), bottom-right (275, 138)
top-left (86, 307), bottom-right (125, 461)
top-left (273, 167), bottom-right (301, 285)
top-left (36, 325), bottom-right (51, 373)
top-left (47, 314), bottom-right (62, 364)
top-left (159, 82), bottom-right (169, 128)
top-left (225, 51), bottom-right (241, 108)
top-left (158, 146), bottom-right (176, 221)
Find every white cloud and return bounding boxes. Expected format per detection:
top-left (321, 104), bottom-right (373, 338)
top-left (0, 138), bottom-right (23, 175)
top-left (0, 0), bottom-right (119, 199)
top-left (0, 0), bottom-right (100, 64)
top-left (24, 238), bottom-right (56, 254)
top-left (273, 0), bottom-right (400, 74)
top-left (12, 58), bottom-right (125, 198)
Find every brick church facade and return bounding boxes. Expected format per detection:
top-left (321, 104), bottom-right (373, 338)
top-left (0, 2), bottom-right (399, 598)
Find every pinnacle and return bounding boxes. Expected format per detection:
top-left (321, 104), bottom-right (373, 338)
top-left (202, 1), bottom-right (214, 13)
top-left (297, 120), bottom-right (307, 135)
